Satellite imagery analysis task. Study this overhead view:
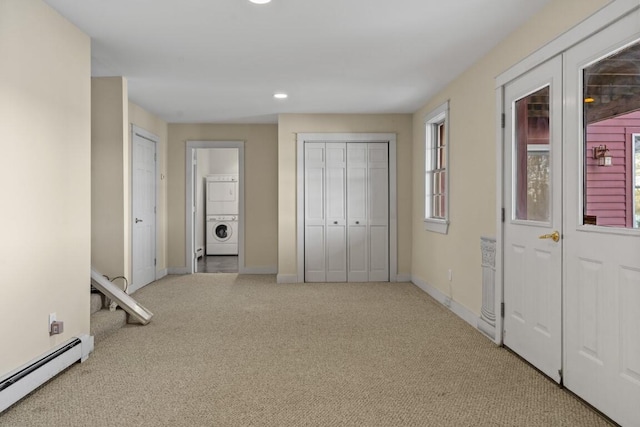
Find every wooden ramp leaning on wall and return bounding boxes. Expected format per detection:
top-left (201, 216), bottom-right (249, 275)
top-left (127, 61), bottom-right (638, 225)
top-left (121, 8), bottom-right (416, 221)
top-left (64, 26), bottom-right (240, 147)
top-left (90, 269), bottom-right (153, 325)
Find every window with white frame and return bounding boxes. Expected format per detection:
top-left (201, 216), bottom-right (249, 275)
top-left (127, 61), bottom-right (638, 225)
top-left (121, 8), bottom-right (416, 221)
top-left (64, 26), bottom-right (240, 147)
top-left (424, 101), bottom-right (450, 234)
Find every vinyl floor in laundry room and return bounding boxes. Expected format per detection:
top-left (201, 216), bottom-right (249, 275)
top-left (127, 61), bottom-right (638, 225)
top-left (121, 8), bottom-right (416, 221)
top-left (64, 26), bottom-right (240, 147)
top-left (197, 255), bottom-right (239, 273)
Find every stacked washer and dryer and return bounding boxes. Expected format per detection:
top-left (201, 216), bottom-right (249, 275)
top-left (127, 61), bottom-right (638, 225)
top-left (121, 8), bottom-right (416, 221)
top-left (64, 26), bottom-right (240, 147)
top-left (205, 174), bottom-right (238, 255)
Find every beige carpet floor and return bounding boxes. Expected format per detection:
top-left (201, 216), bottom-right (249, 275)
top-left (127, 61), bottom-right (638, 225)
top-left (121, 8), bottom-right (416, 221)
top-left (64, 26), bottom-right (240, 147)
top-left (1, 274), bottom-right (613, 426)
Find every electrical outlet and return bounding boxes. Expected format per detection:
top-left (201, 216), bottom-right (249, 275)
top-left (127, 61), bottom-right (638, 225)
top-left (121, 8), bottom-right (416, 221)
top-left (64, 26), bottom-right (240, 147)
top-left (49, 313), bottom-right (56, 329)
top-left (50, 321), bottom-right (64, 335)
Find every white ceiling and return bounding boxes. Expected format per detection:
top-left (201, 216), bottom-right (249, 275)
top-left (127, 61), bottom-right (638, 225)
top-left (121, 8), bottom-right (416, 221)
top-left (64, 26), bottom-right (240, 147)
top-left (44, 0), bottom-right (551, 124)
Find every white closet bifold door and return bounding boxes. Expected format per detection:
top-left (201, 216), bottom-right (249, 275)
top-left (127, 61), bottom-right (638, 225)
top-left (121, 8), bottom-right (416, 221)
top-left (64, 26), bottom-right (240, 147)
top-left (304, 142), bottom-right (389, 283)
top-left (347, 144), bottom-right (369, 282)
top-left (367, 143), bottom-right (389, 282)
top-left (325, 143), bottom-right (347, 282)
top-left (304, 143), bottom-right (326, 282)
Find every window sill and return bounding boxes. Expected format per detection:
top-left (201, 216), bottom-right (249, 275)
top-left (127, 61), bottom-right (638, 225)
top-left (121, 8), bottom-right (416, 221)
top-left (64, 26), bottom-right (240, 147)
top-left (424, 218), bottom-right (449, 234)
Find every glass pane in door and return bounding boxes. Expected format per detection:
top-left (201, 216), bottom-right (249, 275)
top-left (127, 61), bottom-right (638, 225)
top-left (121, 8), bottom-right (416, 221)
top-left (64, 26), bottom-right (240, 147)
top-left (583, 40), bottom-right (640, 228)
top-left (514, 86), bottom-right (551, 222)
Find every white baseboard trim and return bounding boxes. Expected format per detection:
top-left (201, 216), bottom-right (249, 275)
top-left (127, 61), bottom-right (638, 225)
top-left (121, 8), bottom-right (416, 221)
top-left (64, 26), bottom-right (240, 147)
top-left (477, 317), bottom-right (496, 341)
top-left (411, 275), bottom-right (478, 330)
top-left (156, 269), bottom-right (168, 280)
top-left (240, 266), bottom-right (277, 275)
top-left (168, 267), bottom-right (190, 275)
top-left (277, 274), bottom-right (300, 284)
top-left (395, 274), bottom-right (411, 282)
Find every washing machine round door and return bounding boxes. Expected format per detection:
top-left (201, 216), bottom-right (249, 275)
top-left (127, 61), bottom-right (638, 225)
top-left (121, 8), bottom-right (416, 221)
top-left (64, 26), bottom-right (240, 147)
top-left (214, 223), bottom-right (232, 241)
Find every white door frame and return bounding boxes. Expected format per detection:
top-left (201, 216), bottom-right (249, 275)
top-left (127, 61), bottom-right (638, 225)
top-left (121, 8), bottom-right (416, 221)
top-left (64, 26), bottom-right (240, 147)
top-left (296, 133), bottom-right (397, 283)
top-left (130, 124), bottom-right (159, 292)
top-left (495, 0), bottom-right (640, 346)
top-left (185, 141), bottom-right (245, 274)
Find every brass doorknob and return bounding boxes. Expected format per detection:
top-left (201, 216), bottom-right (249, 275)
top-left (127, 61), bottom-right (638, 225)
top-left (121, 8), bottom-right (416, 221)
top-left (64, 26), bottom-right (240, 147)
top-left (539, 230), bottom-right (560, 242)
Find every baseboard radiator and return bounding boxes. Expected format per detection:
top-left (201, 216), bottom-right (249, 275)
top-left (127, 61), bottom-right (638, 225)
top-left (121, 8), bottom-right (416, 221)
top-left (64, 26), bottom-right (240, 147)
top-left (0, 334), bottom-right (93, 413)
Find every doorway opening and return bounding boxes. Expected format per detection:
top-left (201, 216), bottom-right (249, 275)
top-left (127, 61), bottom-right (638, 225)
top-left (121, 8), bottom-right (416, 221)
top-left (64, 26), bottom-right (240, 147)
top-left (186, 141), bottom-right (245, 274)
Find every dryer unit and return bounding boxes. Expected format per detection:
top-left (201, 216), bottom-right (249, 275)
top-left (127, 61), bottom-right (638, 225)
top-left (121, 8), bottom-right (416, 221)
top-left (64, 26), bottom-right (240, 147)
top-left (206, 174), bottom-right (238, 215)
top-left (206, 215), bottom-right (238, 255)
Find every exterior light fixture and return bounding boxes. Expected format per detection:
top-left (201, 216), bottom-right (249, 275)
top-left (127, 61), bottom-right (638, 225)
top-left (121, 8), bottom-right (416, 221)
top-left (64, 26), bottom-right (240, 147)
top-left (584, 97), bottom-right (595, 103)
top-left (593, 145), bottom-right (612, 166)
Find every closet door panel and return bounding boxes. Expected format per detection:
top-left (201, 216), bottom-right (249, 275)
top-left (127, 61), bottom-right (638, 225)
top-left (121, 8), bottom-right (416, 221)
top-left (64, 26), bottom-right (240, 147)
top-left (347, 144), bottom-right (368, 282)
top-left (304, 143), bottom-right (326, 282)
top-left (368, 143), bottom-right (389, 281)
top-left (369, 225), bottom-right (388, 281)
top-left (325, 144), bottom-right (347, 282)
top-left (326, 225), bottom-right (347, 281)
top-left (348, 225), bottom-right (368, 282)
top-left (305, 226), bottom-right (326, 282)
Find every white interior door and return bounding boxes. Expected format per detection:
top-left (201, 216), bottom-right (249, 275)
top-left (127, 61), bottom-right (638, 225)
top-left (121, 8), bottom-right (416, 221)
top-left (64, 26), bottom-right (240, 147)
top-left (503, 56), bottom-right (562, 383)
top-left (563, 11), bottom-right (640, 425)
top-left (131, 128), bottom-right (157, 292)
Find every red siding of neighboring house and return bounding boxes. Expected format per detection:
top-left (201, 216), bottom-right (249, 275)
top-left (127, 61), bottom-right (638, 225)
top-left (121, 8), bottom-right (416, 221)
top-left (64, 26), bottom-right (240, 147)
top-left (585, 110), bottom-right (640, 227)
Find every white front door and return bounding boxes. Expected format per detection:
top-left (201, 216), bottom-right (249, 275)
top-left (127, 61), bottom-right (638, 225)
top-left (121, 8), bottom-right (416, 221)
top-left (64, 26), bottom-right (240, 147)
top-left (503, 56), bottom-right (563, 383)
top-left (563, 11), bottom-right (640, 426)
top-left (131, 127), bottom-right (156, 292)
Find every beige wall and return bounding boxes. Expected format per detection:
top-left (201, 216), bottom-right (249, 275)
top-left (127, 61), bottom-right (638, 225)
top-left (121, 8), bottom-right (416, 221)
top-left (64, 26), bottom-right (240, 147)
top-left (0, 0), bottom-right (91, 373)
top-left (167, 124), bottom-right (278, 270)
top-left (129, 102), bottom-right (169, 274)
top-left (411, 0), bottom-right (610, 314)
top-left (92, 77), bottom-right (130, 282)
top-left (92, 88), bottom-right (168, 285)
top-left (277, 114), bottom-right (413, 279)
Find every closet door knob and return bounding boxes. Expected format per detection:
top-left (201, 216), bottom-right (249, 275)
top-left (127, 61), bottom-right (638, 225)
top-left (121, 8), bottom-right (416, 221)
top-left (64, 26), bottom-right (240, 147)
top-left (355, 221), bottom-right (360, 225)
top-left (333, 221), bottom-right (338, 224)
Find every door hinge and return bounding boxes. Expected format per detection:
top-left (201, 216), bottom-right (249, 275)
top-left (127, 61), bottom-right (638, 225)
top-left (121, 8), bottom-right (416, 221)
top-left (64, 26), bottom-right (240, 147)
top-left (154, 206), bottom-right (156, 214)
top-left (501, 113), bottom-right (505, 129)
top-left (154, 153), bottom-right (157, 161)
top-left (501, 302), bottom-right (505, 317)
top-left (154, 258), bottom-right (156, 266)
top-left (501, 208), bottom-right (505, 223)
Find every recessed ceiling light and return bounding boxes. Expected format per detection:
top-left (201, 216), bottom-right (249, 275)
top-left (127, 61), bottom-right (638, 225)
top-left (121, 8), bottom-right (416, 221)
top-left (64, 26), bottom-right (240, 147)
top-left (274, 93), bottom-right (288, 99)
top-left (249, 0), bottom-right (271, 4)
